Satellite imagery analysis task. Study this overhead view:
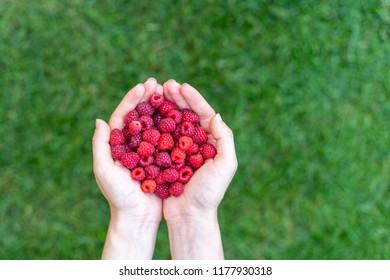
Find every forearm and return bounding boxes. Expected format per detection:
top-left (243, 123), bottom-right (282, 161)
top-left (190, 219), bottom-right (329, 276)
top-left (102, 209), bottom-right (160, 260)
top-left (166, 210), bottom-right (224, 260)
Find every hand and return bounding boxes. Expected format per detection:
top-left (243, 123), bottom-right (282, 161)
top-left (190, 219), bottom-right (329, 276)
top-left (162, 80), bottom-right (238, 259)
top-left (92, 78), bottom-right (163, 259)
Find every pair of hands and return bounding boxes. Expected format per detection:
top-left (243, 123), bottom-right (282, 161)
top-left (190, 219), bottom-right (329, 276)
top-left (92, 78), bottom-right (237, 259)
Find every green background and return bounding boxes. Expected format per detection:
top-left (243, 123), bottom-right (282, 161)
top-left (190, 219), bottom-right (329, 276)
top-left (1, 0), bottom-right (389, 259)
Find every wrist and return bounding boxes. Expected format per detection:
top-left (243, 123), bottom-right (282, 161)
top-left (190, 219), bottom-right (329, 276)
top-left (101, 208), bottom-right (160, 260)
top-left (166, 209), bottom-right (224, 260)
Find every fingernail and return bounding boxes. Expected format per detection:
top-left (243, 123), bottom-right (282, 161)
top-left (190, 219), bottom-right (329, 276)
top-left (95, 119), bottom-right (100, 129)
top-left (216, 113), bottom-right (222, 122)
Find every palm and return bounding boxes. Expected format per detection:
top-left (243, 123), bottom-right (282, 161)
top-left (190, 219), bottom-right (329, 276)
top-left (163, 159), bottom-right (225, 219)
top-left (97, 163), bottom-right (162, 218)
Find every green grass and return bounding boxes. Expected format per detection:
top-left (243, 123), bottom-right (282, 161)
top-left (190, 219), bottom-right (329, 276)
top-left (1, 0), bottom-right (390, 259)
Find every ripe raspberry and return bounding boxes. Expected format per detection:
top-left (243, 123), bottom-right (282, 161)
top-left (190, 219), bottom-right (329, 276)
top-left (145, 165), bottom-right (160, 179)
top-left (172, 161), bottom-right (185, 171)
top-left (121, 152), bottom-right (140, 170)
top-left (131, 167), bottom-right (145, 181)
top-left (186, 143), bottom-right (199, 155)
top-left (111, 145), bottom-right (126, 160)
top-left (149, 93), bottom-right (164, 108)
top-left (153, 112), bottom-right (163, 126)
top-left (159, 99), bottom-right (177, 116)
top-left (109, 129), bottom-right (125, 146)
top-left (155, 172), bottom-right (166, 185)
top-left (136, 101), bottom-right (155, 116)
top-left (180, 122), bottom-right (195, 137)
top-left (192, 127), bottom-right (208, 144)
top-left (154, 184), bottom-right (170, 199)
top-left (171, 148), bottom-right (186, 163)
top-left (138, 155), bottom-right (154, 167)
top-left (178, 166), bottom-right (193, 183)
top-left (155, 151), bottom-right (172, 168)
top-left (158, 118), bottom-right (176, 132)
top-left (182, 109), bottom-right (200, 123)
top-left (169, 182), bottom-right (184, 197)
top-left (139, 116), bottom-right (154, 131)
top-left (162, 168), bottom-right (179, 183)
top-left (137, 141), bottom-right (155, 157)
top-left (142, 129), bottom-right (160, 146)
top-left (201, 143), bottom-right (217, 159)
top-left (171, 125), bottom-right (181, 141)
top-left (124, 110), bottom-right (139, 126)
top-left (158, 133), bottom-right (174, 150)
top-left (128, 133), bottom-right (142, 149)
top-left (129, 121), bottom-right (142, 135)
top-left (188, 153), bottom-right (204, 169)
top-left (141, 179), bottom-right (156, 193)
top-left (178, 136), bottom-right (194, 151)
top-left (167, 110), bottom-right (182, 124)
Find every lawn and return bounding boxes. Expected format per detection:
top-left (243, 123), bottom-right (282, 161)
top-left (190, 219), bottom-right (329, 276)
top-left (1, 0), bottom-right (389, 259)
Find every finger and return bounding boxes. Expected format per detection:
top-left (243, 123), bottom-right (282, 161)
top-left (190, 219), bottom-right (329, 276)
top-left (209, 114), bottom-right (238, 174)
top-left (163, 79), bottom-right (189, 110)
top-left (140, 77), bottom-right (158, 102)
top-left (109, 83), bottom-right (145, 130)
top-left (180, 83), bottom-right (215, 125)
top-left (92, 119), bottom-right (114, 174)
top-left (156, 83), bottom-right (163, 95)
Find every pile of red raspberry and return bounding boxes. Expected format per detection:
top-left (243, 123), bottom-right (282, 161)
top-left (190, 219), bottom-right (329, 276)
top-left (109, 93), bottom-right (217, 198)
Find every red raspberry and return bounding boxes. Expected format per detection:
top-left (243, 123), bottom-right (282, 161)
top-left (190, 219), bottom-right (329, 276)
top-left (188, 153), bottom-right (204, 169)
top-left (169, 182), bottom-right (184, 197)
top-left (124, 110), bottom-right (139, 126)
top-left (154, 184), bottom-right (170, 199)
top-left (139, 116), bottom-right (154, 131)
top-left (182, 108), bottom-right (200, 123)
top-left (153, 112), bottom-right (163, 126)
top-left (109, 128), bottom-right (125, 146)
top-left (158, 118), bottom-right (176, 132)
top-left (192, 127), bottom-right (208, 144)
top-left (171, 125), bottom-right (181, 141)
top-left (158, 133), bottom-right (174, 150)
top-left (138, 155), bottom-right (154, 167)
top-left (159, 99), bottom-right (176, 116)
top-left (128, 133), bottom-right (142, 149)
top-left (129, 121), bottom-right (142, 135)
top-left (137, 141), bottom-right (155, 157)
top-left (167, 110), bottom-right (182, 124)
top-left (178, 166), bottom-right (193, 183)
top-left (180, 122), bottom-right (195, 137)
top-left (142, 129), bottom-right (160, 146)
top-left (121, 152), bottom-right (140, 170)
top-left (149, 93), bottom-right (164, 108)
top-left (131, 167), bottom-right (145, 181)
top-left (155, 151), bottom-right (172, 168)
top-left (111, 145), bottom-right (127, 160)
top-left (162, 168), bottom-right (179, 183)
top-left (186, 143), bottom-right (199, 155)
top-left (155, 172), bottom-right (166, 185)
top-left (172, 161), bottom-right (185, 171)
top-left (136, 101), bottom-right (155, 116)
top-left (171, 148), bottom-right (186, 163)
top-left (145, 165), bottom-right (160, 179)
top-left (141, 179), bottom-right (156, 193)
top-left (201, 143), bottom-right (217, 159)
top-left (178, 136), bottom-right (194, 151)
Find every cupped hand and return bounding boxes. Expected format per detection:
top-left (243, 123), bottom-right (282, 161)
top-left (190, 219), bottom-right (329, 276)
top-left (162, 80), bottom-right (238, 221)
top-left (92, 78), bottom-right (163, 222)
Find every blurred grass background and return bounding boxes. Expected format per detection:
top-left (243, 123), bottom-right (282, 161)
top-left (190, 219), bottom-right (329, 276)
top-left (1, 0), bottom-right (390, 259)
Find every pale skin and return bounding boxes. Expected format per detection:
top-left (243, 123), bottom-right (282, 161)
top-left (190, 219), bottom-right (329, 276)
top-left (92, 78), bottom-right (237, 259)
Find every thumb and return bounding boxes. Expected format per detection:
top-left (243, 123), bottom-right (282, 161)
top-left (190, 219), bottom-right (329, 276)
top-left (92, 119), bottom-right (114, 174)
top-left (209, 114), bottom-right (238, 174)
